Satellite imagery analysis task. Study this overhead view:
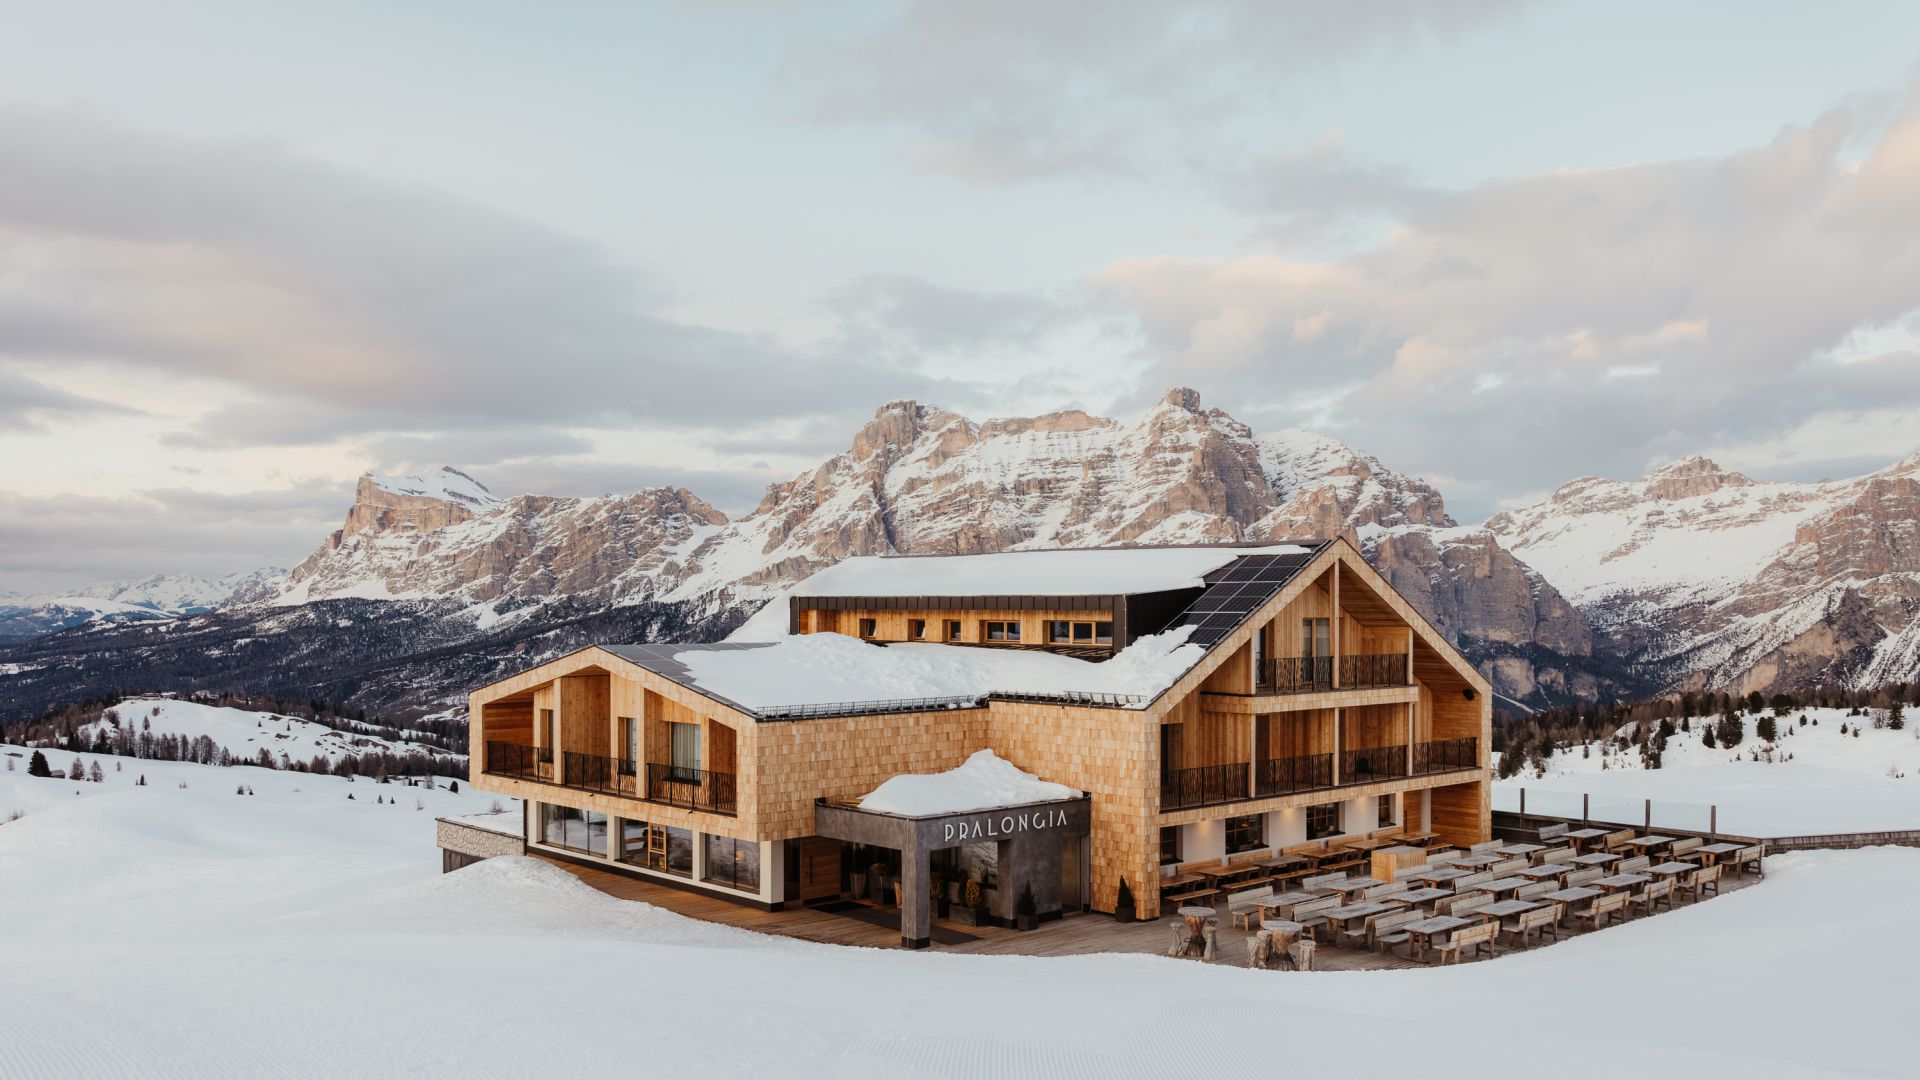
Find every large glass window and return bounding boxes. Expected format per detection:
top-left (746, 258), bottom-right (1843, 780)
top-left (983, 620), bottom-right (1021, 642)
top-left (702, 835), bottom-right (761, 892)
top-left (1377, 794), bottom-right (1396, 829)
top-left (1159, 825), bottom-right (1181, 865)
top-left (616, 817), bottom-right (650, 865)
top-left (540, 804), bottom-right (608, 856)
top-left (1303, 618), bottom-right (1330, 658)
top-left (664, 825), bottom-right (694, 877)
top-left (946, 620), bottom-right (962, 641)
top-left (1225, 814), bottom-right (1265, 855)
top-left (1307, 802), bottom-right (1342, 840)
top-left (619, 717), bottom-right (638, 775)
top-left (669, 722), bottom-right (702, 779)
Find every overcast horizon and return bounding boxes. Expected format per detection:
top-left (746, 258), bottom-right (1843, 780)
top-left (4, 1), bottom-right (1920, 593)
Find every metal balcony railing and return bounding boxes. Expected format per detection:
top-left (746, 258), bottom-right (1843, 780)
top-left (645, 763), bottom-right (738, 816)
top-left (484, 741), bottom-right (552, 784)
top-left (1160, 763), bottom-right (1250, 811)
top-left (1340, 653), bottom-right (1410, 689)
top-left (1338, 744), bottom-right (1409, 785)
top-left (1254, 752), bottom-right (1334, 797)
top-left (1414, 737), bottom-right (1480, 774)
top-left (1256, 656), bottom-right (1333, 693)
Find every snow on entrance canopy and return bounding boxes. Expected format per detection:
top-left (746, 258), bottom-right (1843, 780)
top-left (858, 750), bottom-right (1082, 817)
top-left (669, 627), bottom-right (1205, 713)
top-left (787, 544), bottom-right (1313, 599)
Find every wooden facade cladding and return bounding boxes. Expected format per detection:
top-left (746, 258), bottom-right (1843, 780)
top-left (466, 536), bottom-right (1491, 923)
top-left (797, 602), bottom-right (1122, 651)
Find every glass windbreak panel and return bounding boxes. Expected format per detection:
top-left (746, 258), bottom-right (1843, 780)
top-left (540, 803), bottom-right (576, 847)
top-left (702, 835), bottom-right (761, 892)
top-left (664, 826), bottom-right (694, 877)
top-left (670, 722), bottom-right (702, 778)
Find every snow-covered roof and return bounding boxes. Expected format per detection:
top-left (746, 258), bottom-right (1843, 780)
top-left (857, 750), bottom-right (1082, 817)
top-left (788, 544), bottom-right (1313, 599)
top-left (611, 626), bottom-right (1207, 716)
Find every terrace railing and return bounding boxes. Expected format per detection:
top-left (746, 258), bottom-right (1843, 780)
top-left (1340, 653), bottom-right (1410, 689)
top-left (1338, 744), bottom-right (1409, 785)
top-left (1256, 656), bottom-right (1334, 694)
top-left (484, 741), bottom-right (553, 784)
top-left (1160, 763), bottom-right (1249, 811)
top-left (645, 763), bottom-right (738, 816)
top-left (1254, 752), bottom-right (1333, 797)
top-left (561, 750), bottom-right (642, 799)
top-left (1413, 737), bottom-right (1480, 775)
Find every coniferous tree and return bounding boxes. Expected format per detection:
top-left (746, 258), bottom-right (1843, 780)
top-left (69, 756), bottom-right (85, 781)
top-left (1756, 714), bottom-right (1777, 743)
top-left (27, 751), bottom-right (51, 778)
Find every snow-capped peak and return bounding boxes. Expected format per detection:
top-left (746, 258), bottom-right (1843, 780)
top-left (365, 467), bottom-right (498, 508)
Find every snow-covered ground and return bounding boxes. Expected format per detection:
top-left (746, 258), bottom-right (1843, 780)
top-left (0, 742), bottom-right (1910, 1077)
top-left (1497, 707), bottom-right (1920, 835)
top-left (81, 696), bottom-right (460, 769)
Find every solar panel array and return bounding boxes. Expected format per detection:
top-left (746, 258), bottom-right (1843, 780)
top-left (1168, 546), bottom-right (1322, 648)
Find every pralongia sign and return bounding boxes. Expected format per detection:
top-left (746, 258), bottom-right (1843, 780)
top-left (941, 806), bottom-right (1073, 843)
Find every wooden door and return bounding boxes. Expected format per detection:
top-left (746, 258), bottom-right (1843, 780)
top-left (796, 837), bottom-right (842, 903)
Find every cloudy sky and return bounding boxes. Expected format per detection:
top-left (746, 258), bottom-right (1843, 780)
top-left (4, 1), bottom-right (1920, 593)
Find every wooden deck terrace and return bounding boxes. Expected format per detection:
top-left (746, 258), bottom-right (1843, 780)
top-left (535, 853), bottom-right (1762, 970)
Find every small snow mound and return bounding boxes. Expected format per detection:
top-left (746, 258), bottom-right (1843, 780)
top-left (858, 749), bottom-right (1081, 817)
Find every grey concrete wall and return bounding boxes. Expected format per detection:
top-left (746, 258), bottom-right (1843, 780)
top-left (436, 818), bottom-right (526, 862)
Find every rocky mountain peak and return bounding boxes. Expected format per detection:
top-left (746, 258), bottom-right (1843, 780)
top-left (1160, 386), bottom-right (1203, 412)
top-left (1642, 455), bottom-right (1752, 501)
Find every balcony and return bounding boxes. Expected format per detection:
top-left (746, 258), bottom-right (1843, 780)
top-left (1339, 744), bottom-right (1409, 785)
top-left (1254, 752), bottom-right (1333, 797)
top-left (1414, 736), bottom-right (1479, 774)
top-left (1253, 653), bottom-right (1409, 694)
top-left (483, 742), bottom-right (737, 816)
top-left (1160, 763), bottom-right (1250, 811)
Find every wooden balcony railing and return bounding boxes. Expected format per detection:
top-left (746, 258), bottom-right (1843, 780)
top-left (484, 742), bottom-right (736, 816)
top-left (1256, 656), bottom-right (1333, 693)
top-left (1338, 744), bottom-right (1409, 785)
top-left (1414, 737), bottom-right (1480, 774)
top-left (1254, 752), bottom-right (1333, 797)
top-left (1340, 653), bottom-right (1410, 689)
top-left (1160, 763), bottom-right (1249, 811)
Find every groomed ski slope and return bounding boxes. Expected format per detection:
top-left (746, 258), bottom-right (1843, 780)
top-left (0, 743), bottom-right (1909, 1078)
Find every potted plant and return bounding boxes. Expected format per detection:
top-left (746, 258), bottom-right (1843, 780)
top-left (952, 878), bottom-right (990, 926)
top-left (930, 873), bottom-right (949, 919)
top-left (1014, 882), bottom-right (1038, 931)
top-left (1114, 877), bottom-right (1136, 923)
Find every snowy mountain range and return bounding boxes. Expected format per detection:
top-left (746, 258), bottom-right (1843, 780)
top-left (0, 569), bottom-right (286, 641)
top-left (0, 389), bottom-right (1912, 722)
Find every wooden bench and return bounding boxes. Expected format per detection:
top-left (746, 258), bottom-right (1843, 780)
top-left (1532, 845), bottom-right (1574, 865)
top-left (1680, 863), bottom-right (1721, 902)
top-left (1516, 881), bottom-right (1558, 901)
top-left (1489, 857), bottom-right (1529, 876)
top-left (1469, 840), bottom-right (1502, 854)
top-left (1668, 836), bottom-right (1703, 859)
top-left (1601, 828), bottom-right (1637, 853)
top-left (1735, 844), bottom-right (1767, 877)
top-left (1362, 881), bottom-right (1410, 902)
top-left (1576, 891), bottom-right (1627, 930)
top-left (1629, 877), bottom-right (1674, 917)
top-left (1538, 822), bottom-right (1569, 842)
top-left (1563, 867), bottom-right (1604, 887)
top-left (1433, 921), bottom-right (1497, 964)
top-left (1367, 909), bottom-right (1425, 954)
top-left (1302, 872), bottom-right (1352, 894)
top-left (1499, 905), bottom-right (1560, 948)
top-left (1290, 894), bottom-right (1340, 938)
top-left (1616, 855), bottom-right (1651, 874)
top-left (1436, 891), bottom-right (1492, 918)
top-left (1226, 886), bottom-right (1276, 929)
top-left (1449, 870), bottom-right (1492, 892)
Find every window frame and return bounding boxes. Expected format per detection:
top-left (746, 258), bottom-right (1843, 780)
top-left (983, 620), bottom-right (1022, 642)
top-left (945, 619), bottom-right (963, 642)
top-left (1377, 793), bottom-right (1395, 829)
top-left (908, 618), bottom-right (927, 640)
top-left (1224, 813), bottom-right (1266, 855)
top-left (668, 721), bottom-right (702, 781)
top-left (1306, 802), bottom-right (1342, 840)
top-left (1159, 825), bottom-right (1181, 865)
top-left (857, 617), bottom-right (877, 639)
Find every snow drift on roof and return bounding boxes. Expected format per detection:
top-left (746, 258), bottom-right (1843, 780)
top-left (858, 749), bottom-right (1082, 816)
top-left (670, 627), bottom-right (1205, 711)
top-left (787, 545), bottom-right (1311, 600)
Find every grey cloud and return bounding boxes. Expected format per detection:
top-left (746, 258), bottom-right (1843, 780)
top-left (821, 273), bottom-right (1076, 356)
top-left (1097, 90), bottom-right (1920, 519)
top-left (0, 368), bottom-right (137, 432)
top-left (793, 1), bottom-right (1528, 184)
top-left (0, 105), bottom-right (942, 435)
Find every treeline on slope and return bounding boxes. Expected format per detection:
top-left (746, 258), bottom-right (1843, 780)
top-left (1, 691), bottom-right (469, 782)
top-left (1493, 681), bottom-right (1920, 778)
top-left (0, 594), bottom-right (742, 725)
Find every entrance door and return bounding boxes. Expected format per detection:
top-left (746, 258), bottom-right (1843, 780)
top-left (796, 837), bottom-right (843, 903)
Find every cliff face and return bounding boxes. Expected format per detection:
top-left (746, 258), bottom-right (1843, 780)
top-left (269, 390), bottom-right (1599, 705)
top-left (1488, 453), bottom-right (1920, 694)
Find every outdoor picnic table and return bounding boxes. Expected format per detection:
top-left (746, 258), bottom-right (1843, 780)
top-left (1258, 891), bottom-right (1320, 920)
top-left (1339, 837), bottom-right (1393, 854)
top-left (1471, 876), bottom-right (1532, 898)
top-left (1569, 852), bottom-right (1620, 869)
top-left (1595, 873), bottom-right (1650, 893)
top-left (1517, 863), bottom-right (1570, 882)
top-left (1260, 854), bottom-right (1310, 873)
top-left (1177, 905), bottom-right (1216, 956)
top-left (1477, 898), bottom-right (1543, 921)
top-left (1648, 861), bottom-right (1696, 879)
top-left (1403, 915), bottom-right (1475, 963)
top-left (1399, 832), bottom-right (1440, 848)
top-left (1322, 899), bottom-right (1405, 933)
top-left (1495, 843), bottom-right (1544, 858)
top-left (1317, 876), bottom-right (1379, 900)
top-left (1397, 886), bottom-right (1452, 908)
top-left (1696, 842), bottom-right (1744, 865)
top-left (1409, 866), bottom-right (1472, 886)
top-left (1454, 853), bottom-right (1503, 870)
top-left (1563, 827), bottom-right (1610, 848)
top-left (1542, 886), bottom-right (1603, 925)
top-left (1625, 834), bottom-right (1677, 852)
